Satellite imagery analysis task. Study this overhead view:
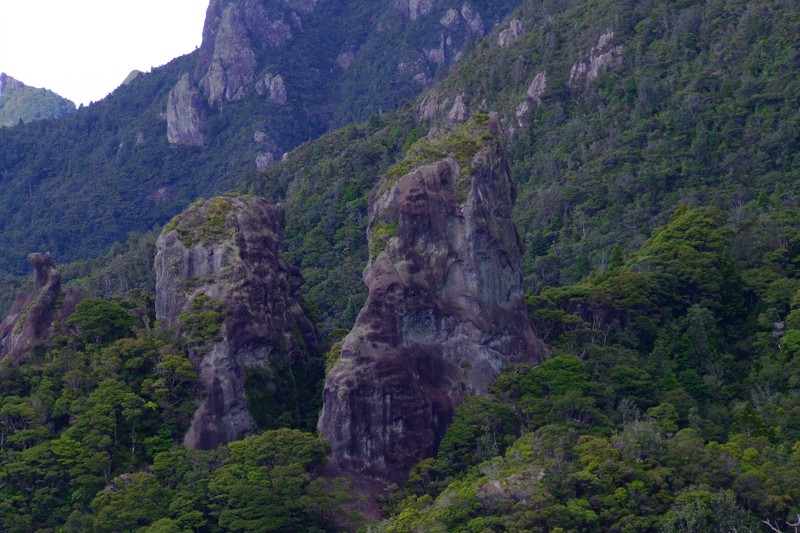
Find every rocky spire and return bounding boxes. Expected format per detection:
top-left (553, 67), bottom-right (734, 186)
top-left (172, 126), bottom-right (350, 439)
top-left (155, 196), bottom-right (321, 449)
top-left (318, 116), bottom-right (545, 483)
top-left (0, 253), bottom-right (83, 362)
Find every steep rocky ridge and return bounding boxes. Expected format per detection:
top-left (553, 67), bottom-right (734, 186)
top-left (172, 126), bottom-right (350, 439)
top-left (0, 253), bottom-right (83, 361)
top-left (169, 0), bottom-right (522, 155)
top-left (155, 195), bottom-right (321, 449)
top-left (318, 116), bottom-right (544, 482)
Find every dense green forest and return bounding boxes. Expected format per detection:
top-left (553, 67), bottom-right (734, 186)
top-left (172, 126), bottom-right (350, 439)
top-left (4, 204), bottom-right (800, 530)
top-left (374, 205), bottom-right (800, 531)
top-left (0, 292), bottom-right (348, 531)
top-left (2, 0), bottom-right (800, 530)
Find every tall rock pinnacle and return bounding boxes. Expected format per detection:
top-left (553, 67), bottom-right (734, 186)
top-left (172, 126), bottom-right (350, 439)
top-left (155, 196), bottom-right (321, 449)
top-left (318, 115), bottom-right (545, 483)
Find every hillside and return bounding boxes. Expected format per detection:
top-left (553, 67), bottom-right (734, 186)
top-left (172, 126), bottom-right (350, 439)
top-left (0, 73), bottom-right (75, 127)
top-left (0, 0), bottom-right (519, 275)
top-left (1, 0), bottom-right (800, 530)
top-left (249, 0), bottom-right (800, 329)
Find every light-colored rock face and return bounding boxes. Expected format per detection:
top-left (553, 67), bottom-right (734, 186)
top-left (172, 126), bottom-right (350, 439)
top-left (255, 73), bottom-right (287, 104)
top-left (461, 4), bottom-right (484, 36)
top-left (336, 51), bottom-right (357, 71)
top-left (167, 74), bottom-right (205, 146)
top-left (281, 0), bottom-right (319, 14)
top-left (516, 70), bottom-right (547, 126)
top-left (200, 4), bottom-right (258, 107)
top-left (448, 93), bottom-right (468, 122)
top-left (568, 30), bottom-right (623, 87)
top-left (256, 152), bottom-right (275, 170)
top-left (0, 73), bottom-right (23, 96)
top-left (426, 34), bottom-right (447, 65)
top-left (395, 0), bottom-right (433, 21)
top-left (418, 94), bottom-right (440, 120)
top-left (498, 18), bottom-right (523, 47)
top-left (440, 8), bottom-right (459, 30)
top-left (155, 196), bottom-right (319, 449)
top-left (319, 119), bottom-right (544, 482)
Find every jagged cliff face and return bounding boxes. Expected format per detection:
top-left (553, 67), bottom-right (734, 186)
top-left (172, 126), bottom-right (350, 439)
top-left (155, 196), bottom-right (320, 449)
top-left (318, 117), bottom-right (544, 482)
top-left (165, 0), bottom-right (521, 161)
top-left (0, 253), bottom-right (82, 361)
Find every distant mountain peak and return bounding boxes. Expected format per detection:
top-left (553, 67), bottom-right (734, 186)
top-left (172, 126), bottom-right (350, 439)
top-left (0, 73), bottom-right (24, 97)
top-left (0, 73), bottom-right (75, 127)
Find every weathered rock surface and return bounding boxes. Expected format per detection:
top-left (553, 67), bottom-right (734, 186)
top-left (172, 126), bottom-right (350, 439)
top-left (0, 254), bottom-right (82, 361)
top-left (155, 196), bottom-right (320, 449)
top-left (319, 118), bottom-right (544, 483)
top-left (448, 93), bottom-right (468, 122)
top-left (199, 3), bottom-right (258, 107)
top-left (515, 70), bottom-right (547, 126)
top-left (498, 18), bottom-right (523, 47)
top-left (167, 74), bottom-right (205, 146)
top-left (395, 0), bottom-right (434, 21)
top-left (568, 30), bottom-right (623, 87)
top-left (0, 73), bottom-right (24, 96)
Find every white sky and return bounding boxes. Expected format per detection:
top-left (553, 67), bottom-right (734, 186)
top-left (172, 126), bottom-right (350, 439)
top-left (0, 1), bottom-right (209, 106)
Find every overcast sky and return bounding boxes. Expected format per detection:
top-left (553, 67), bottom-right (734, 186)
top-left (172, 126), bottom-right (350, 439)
top-left (0, 1), bottom-right (209, 106)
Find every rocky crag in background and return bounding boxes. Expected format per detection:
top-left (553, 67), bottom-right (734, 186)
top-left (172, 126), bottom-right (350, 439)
top-left (155, 196), bottom-right (321, 449)
top-left (319, 116), bottom-right (544, 483)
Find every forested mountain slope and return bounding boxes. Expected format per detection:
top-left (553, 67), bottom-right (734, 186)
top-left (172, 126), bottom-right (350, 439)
top-left (250, 0), bottom-right (800, 329)
top-left (0, 0), bottom-right (519, 275)
top-left (2, 0), bottom-right (800, 529)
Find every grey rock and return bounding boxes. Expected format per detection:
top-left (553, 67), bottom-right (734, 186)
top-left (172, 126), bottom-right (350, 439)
top-left (0, 254), bottom-right (83, 362)
top-left (167, 74), bottom-right (205, 146)
top-left (155, 196), bottom-right (320, 449)
top-left (319, 119), bottom-right (544, 482)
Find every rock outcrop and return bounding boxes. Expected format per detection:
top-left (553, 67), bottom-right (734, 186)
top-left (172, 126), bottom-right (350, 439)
top-left (0, 73), bottom-right (24, 96)
top-left (515, 70), bottom-right (547, 126)
top-left (155, 196), bottom-right (320, 449)
top-left (166, 74), bottom-right (205, 146)
top-left (568, 30), bottom-right (624, 87)
top-left (318, 116), bottom-right (544, 483)
top-left (0, 254), bottom-right (82, 361)
top-left (395, 0), bottom-right (434, 21)
top-left (448, 94), bottom-right (468, 122)
top-left (498, 18), bottom-right (523, 47)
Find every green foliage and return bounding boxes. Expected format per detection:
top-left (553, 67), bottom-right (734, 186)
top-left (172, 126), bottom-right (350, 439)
top-left (386, 196), bottom-right (800, 530)
top-left (0, 79), bottom-right (75, 127)
top-left (90, 473), bottom-right (172, 531)
top-left (178, 295), bottom-right (227, 345)
top-left (436, 397), bottom-right (520, 477)
top-left (66, 298), bottom-right (134, 345)
top-left (164, 197), bottom-right (233, 247)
